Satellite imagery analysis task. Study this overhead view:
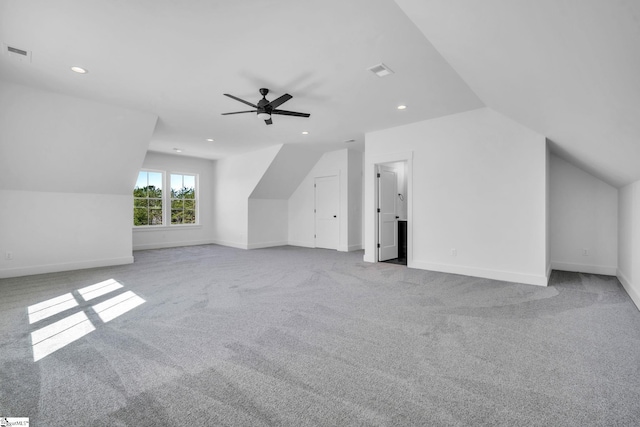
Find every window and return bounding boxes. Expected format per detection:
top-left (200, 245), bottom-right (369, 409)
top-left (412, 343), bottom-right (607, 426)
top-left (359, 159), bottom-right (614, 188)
top-left (133, 170), bottom-right (198, 227)
top-left (133, 171), bottom-right (163, 226)
top-left (170, 173), bottom-right (197, 224)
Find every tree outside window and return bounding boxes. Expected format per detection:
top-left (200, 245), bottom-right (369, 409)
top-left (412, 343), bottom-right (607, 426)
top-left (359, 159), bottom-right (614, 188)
top-left (133, 171), bottom-right (163, 226)
top-left (170, 174), bottom-right (197, 224)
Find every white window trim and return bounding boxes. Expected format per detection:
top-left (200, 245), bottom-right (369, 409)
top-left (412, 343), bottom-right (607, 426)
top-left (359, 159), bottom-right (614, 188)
top-left (168, 171), bottom-right (199, 227)
top-left (133, 169), bottom-right (200, 229)
top-left (133, 169), bottom-right (166, 228)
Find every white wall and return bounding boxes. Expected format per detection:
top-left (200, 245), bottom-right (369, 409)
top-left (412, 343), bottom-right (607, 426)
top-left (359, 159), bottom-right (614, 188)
top-left (618, 180), bottom-right (640, 309)
top-left (288, 148), bottom-right (361, 251)
top-left (212, 145), bottom-right (281, 248)
top-left (132, 152), bottom-right (215, 251)
top-left (247, 144), bottom-right (322, 249)
top-left (0, 80), bottom-right (156, 194)
top-left (0, 191), bottom-right (134, 278)
top-left (348, 150), bottom-right (363, 251)
top-left (546, 145), bottom-right (551, 279)
top-left (250, 145), bottom-right (322, 199)
top-left (0, 81), bottom-right (157, 278)
top-left (549, 154), bottom-right (618, 275)
top-left (248, 199), bottom-right (288, 249)
top-left (365, 107), bottom-right (548, 286)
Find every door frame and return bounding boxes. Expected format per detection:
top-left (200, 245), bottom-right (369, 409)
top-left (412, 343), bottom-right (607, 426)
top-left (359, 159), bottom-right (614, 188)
top-left (377, 164), bottom-right (399, 261)
top-left (365, 151), bottom-right (413, 265)
top-left (314, 174), bottom-right (340, 250)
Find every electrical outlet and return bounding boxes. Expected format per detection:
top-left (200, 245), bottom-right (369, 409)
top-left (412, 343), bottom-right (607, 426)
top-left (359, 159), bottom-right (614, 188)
top-left (582, 248), bottom-right (589, 256)
top-left (5, 251), bottom-right (13, 260)
top-left (451, 248), bottom-right (457, 257)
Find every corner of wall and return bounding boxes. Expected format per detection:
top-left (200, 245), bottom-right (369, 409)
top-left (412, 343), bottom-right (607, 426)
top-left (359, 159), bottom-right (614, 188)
top-left (617, 269), bottom-right (640, 310)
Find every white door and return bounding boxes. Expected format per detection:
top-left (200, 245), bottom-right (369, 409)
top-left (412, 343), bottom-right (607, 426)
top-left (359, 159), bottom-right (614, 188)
top-left (378, 165), bottom-right (398, 261)
top-left (315, 175), bottom-right (339, 250)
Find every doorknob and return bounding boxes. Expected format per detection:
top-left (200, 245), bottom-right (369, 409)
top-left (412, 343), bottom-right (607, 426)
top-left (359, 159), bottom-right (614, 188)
top-left (395, 216), bottom-right (399, 219)
top-left (333, 215), bottom-right (337, 218)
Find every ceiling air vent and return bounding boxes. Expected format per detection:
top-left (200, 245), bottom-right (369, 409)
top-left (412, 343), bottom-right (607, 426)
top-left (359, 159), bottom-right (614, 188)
top-left (3, 43), bottom-right (32, 62)
top-left (367, 63), bottom-right (394, 77)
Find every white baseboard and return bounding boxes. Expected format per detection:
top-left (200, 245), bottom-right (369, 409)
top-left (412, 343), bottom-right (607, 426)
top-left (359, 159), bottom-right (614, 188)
top-left (287, 241), bottom-right (314, 249)
top-left (211, 239), bottom-right (248, 249)
top-left (551, 261), bottom-right (617, 276)
top-left (409, 260), bottom-right (548, 287)
top-left (247, 241), bottom-right (288, 249)
top-left (133, 239), bottom-right (214, 251)
top-left (617, 270), bottom-right (640, 311)
top-left (0, 256), bottom-right (134, 279)
top-left (348, 244), bottom-right (363, 252)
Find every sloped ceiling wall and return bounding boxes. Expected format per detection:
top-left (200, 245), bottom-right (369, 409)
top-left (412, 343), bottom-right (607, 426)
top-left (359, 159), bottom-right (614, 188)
top-left (250, 145), bottom-right (324, 199)
top-left (395, 0), bottom-right (640, 187)
top-left (0, 80), bottom-right (158, 194)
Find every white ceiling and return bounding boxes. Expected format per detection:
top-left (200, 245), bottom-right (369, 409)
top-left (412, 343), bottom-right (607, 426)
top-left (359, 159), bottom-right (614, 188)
top-left (395, 0), bottom-right (640, 187)
top-left (2, 1), bottom-right (638, 187)
top-left (0, 0), bottom-right (481, 160)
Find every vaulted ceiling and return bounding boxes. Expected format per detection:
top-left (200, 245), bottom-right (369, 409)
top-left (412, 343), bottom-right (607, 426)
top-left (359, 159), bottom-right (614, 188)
top-left (1, 0), bottom-right (638, 187)
top-left (396, 0), bottom-right (640, 187)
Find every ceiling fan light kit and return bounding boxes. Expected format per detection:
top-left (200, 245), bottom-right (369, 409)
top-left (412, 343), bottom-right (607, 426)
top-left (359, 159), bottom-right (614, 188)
top-left (222, 88), bottom-right (310, 125)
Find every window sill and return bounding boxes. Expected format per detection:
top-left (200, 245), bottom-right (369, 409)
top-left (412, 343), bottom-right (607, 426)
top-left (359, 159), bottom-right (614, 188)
top-left (133, 224), bottom-right (202, 232)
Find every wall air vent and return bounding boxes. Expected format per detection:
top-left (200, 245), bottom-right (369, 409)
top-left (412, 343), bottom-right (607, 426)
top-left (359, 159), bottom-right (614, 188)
top-left (3, 43), bottom-right (32, 62)
top-left (367, 63), bottom-right (394, 77)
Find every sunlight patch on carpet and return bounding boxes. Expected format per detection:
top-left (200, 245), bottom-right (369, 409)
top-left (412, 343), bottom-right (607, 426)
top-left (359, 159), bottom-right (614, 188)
top-left (27, 293), bottom-right (78, 324)
top-left (28, 279), bottom-right (144, 362)
top-left (92, 291), bottom-right (146, 323)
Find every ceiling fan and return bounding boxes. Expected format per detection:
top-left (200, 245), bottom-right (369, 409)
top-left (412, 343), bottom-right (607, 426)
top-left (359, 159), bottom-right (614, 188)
top-left (221, 88), bottom-right (310, 125)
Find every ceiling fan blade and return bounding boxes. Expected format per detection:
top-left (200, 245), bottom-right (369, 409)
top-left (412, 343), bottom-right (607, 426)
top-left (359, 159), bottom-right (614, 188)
top-left (265, 118), bottom-right (273, 125)
top-left (221, 110), bottom-right (257, 115)
top-left (266, 93), bottom-right (292, 109)
top-left (223, 93), bottom-right (258, 108)
top-left (271, 109), bottom-right (310, 118)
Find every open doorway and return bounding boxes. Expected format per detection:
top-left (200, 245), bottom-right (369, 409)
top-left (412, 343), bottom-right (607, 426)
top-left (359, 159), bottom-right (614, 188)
top-left (377, 161), bottom-right (408, 266)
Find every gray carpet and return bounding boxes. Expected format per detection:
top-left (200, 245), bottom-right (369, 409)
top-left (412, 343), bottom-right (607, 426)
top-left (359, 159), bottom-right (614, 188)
top-left (1, 245), bottom-right (639, 426)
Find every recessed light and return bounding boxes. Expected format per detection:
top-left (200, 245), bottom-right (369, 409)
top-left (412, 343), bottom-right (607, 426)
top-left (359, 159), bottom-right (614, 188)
top-left (397, 105), bottom-right (407, 110)
top-left (206, 138), bottom-right (214, 142)
top-left (302, 131), bottom-right (309, 135)
top-left (173, 148), bottom-right (183, 153)
top-left (71, 66), bottom-right (88, 74)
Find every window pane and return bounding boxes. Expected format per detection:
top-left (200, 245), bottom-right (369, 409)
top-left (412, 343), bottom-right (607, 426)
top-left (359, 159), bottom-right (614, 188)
top-left (149, 210), bottom-right (163, 225)
top-left (135, 171), bottom-right (148, 191)
top-left (171, 199), bottom-right (184, 209)
top-left (133, 170), bottom-right (165, 227)
top-left (184, 199), bottom-right (195, 210)
top-left (134, 198), bottom-right (148, 208)
top-left (184, 210), bottom-right (196, 224)
top-left (183, 187), bottom-right (195, 199)
top-left (171, 210), bottom-right (183, 224)
top-left (148, 172), bottom-right (163, 191)
top-left (147, 185), bottom-right (162, 198)
top-left (134, 171), bottom-right (148, 197)
top-left (183, 175), bottom-right (195, 198)
top-left (133, 187), bottom-right (147, 198)
top-left (133, 208), bottom-right (148, 226)
top-left (171, 174), bottom-right (183, 198)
